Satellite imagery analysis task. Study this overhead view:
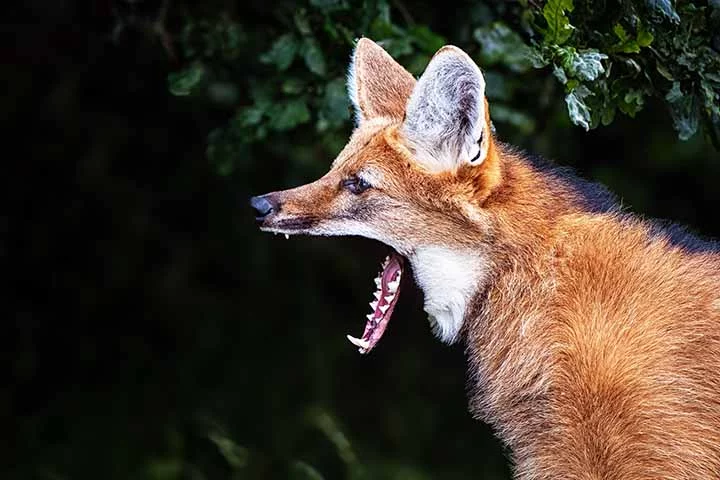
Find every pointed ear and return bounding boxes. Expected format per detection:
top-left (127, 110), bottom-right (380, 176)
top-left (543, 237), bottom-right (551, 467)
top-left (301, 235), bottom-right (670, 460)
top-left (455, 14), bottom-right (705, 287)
top-left (347, 38), bottom-right (416, 123)
top-left (402, 46), bottom-right (491, 172)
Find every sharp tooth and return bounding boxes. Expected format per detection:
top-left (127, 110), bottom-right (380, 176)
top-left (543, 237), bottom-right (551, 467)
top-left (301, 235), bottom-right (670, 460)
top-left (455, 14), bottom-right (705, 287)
top-left (373, 291), bottom-right (381, 300)
top-left (366, 313), bottom-right (375, 322)
top-left (387, 279), bottom-right (400, 292)
top-left (346, 335), bottom-right (369, 349)
top-left (369, 300), bottom-right (378, 310)
top-left (284, 234), bottom-right (289, 240)
top-left (379, 305), bottom-right (389, 314)
top-left (384, 294), bottom-right (395, 303)
top-left (374, 277), bottom-right (381, 287)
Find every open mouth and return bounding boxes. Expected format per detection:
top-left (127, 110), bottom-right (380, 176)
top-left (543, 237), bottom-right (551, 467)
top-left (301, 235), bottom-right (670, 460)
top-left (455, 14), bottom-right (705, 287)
top-left (256, 212), bottom-right (405, 355)
top-left (346, 252), bottom-right (403, 354)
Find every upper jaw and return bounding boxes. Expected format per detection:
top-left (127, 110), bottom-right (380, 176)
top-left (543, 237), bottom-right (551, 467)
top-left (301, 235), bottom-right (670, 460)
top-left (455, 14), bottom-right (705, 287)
top-left (258, 216), bottom-right (319, 236)
top-left (259, 216), bottom-right (414, 260)
top-left (260, 225), bottom-right (307, 236)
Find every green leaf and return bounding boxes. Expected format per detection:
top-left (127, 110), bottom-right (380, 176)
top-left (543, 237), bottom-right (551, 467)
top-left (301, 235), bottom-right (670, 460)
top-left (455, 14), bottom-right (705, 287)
top-left (701, 80), bottom-right (720, 116)
top-left (378, 37), bottom-right (413, 58)
top-left (290, 461), bottom-right (325, 480)
top-left (567, 50), bottom-right (607, 81)
top-left (619, 40), bottom-right (641, 53)
top-left (618, 89), bottom-right (646, 117)
top-left (656, 62), bottom-right (674, 80)
top-left (408, 25), bottom-right (446, 53)
top-left (260, 34), bottom-right (298, 71)
top-left (601, 105), bottom-right (616, 125)
top-left (637, 26), bottom-right (654, 47)
top-left (527, 48), bottom-right (550, 68)
top-left (553, 64), bottom-right (568, 84)
top-left (168, 63), bottom-right (205, 96)
top-left (293, 9), bottom-right (312, 35)
top-left (473, 23), bottom-right (535, 72)
top-left (666, 82), bottom-right (699, 140)
top-left (613, 24), bottom-right (629, 42)
top-left (208, 432), bottom-right (249, 469)
top-left (309, 0), bottom-right (347, 12)
top-left (301, 38), bottom-right (327, 76)
top-left (282, 78), bottom-right (307, 95)
top-left (565, 85), bottom-right (593, 130)
top-left (542, 0), bottom-right (575, 45)
top-left (269, 98), bottom-right (311, 131)
top-left (623, 58), bottom-right (641, 74)
top-left (702, 72), bottom-right (720, 86)
top-left (484, 71), bottom-right (511, 101)
top-left (491, 104), bottom-right (536, 134)
top-left (318, 78), bottom-right (350, 130)
top-left (611, 24), bottom-right (641, 53)
top-left (207, 82), bottom-right (239, 106)
top-left (665, 81), bottom-right (683, 102)
top-left (236, 106), bottom-right (264, 127)
top-left (145, 458), bottom-right (182, 480)
top-left (646, 0), bottom-right (681, 24)
top-left (249, 82), bottom-right (274, 110)
top-left (671, 102), bottom-right (699, 140)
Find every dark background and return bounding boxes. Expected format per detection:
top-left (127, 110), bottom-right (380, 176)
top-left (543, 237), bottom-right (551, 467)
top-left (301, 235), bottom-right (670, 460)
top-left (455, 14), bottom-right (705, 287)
top-left (5, 1), bottom-right (720, 479)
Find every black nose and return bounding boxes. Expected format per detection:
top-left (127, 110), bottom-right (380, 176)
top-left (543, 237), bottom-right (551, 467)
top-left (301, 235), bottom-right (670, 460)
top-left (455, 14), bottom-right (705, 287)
top-left (250, 195), bottom-right (276, 221)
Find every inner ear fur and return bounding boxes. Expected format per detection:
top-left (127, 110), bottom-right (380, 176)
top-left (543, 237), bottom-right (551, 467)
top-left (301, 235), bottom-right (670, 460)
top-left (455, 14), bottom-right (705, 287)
top-left (347, 38), bottom-right (416, 123)
top-left (402, 46), bottom-right (493, 172)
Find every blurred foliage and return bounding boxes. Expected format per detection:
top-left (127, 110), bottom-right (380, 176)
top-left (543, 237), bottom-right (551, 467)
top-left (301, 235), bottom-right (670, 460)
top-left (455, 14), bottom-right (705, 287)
top-left (169, 0), bottom-right (720, 176)
top-left (5, 1), bottom-right (720, 480)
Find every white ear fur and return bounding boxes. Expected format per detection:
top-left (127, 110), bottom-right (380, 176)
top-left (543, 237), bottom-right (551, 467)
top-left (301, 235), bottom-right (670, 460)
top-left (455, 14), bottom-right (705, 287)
top-left (346, 51), bottom-right (361, 124)
top-left (403, 46), bottom-right (489, 172)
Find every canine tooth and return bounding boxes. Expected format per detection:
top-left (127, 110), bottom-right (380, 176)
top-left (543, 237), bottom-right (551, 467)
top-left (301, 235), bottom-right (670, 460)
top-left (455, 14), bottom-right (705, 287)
top-left (387, 279), bottom-right (400, 292)
top-left (366, 313), bottom-right (375, 322)
top-left (369, 300), bottom-right (378, 310)
top-left (379, 305), bottom-right (389, 314)
top-left (346, 335), bottom-right (369, 349)
top-left (374, 277), bottom-right (381, 287)
top-left (384, 294), bottom-right (395, 303)
top-left (373, 291), bottom-right (381, 300)
top-left (284, 234), bottom-right (289, 240)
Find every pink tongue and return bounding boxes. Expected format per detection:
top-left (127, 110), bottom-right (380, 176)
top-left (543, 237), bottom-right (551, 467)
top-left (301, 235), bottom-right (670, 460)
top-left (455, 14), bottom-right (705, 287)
top-left (346, 253), bottom-right (403, 354)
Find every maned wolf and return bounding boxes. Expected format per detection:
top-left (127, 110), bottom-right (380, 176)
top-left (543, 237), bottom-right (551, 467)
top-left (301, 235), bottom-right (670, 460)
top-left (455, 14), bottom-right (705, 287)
top-left (250, 39), bottom-right (720, 479)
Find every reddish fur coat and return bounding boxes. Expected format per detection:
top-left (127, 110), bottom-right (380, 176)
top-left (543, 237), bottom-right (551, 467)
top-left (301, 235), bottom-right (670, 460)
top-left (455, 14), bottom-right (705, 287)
top-left (256, 38), bottom-right (720, 479)
top-left (465, 146), bottom-right (720, 479)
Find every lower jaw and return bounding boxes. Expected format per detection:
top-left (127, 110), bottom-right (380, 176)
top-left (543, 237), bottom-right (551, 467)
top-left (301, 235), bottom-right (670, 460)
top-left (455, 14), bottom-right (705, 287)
top-left (346, 251), bottom-right (404, 354)
top-left (261, 224), bottom-right (407, 354)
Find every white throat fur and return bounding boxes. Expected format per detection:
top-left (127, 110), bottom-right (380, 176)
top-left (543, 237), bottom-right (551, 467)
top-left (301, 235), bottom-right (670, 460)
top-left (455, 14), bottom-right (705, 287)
top-left (409, 246), bottom-right (489, 343)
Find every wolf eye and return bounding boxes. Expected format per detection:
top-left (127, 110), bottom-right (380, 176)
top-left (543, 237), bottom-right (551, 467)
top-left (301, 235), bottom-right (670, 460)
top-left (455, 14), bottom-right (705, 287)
top-left (342, 176), bottom-right (372, 194)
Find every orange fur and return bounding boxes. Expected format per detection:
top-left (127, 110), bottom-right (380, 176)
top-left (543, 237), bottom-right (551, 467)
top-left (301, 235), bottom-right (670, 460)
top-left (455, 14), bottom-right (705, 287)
top-left (254, 40), bottom-right (720, 479)
top-left (465, 152), bottom-right (720, 479)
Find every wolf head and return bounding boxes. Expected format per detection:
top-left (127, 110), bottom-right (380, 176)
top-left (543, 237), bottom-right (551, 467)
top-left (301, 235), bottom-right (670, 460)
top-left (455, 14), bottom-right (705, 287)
top-left (251, 39), bottom-right (502, 352)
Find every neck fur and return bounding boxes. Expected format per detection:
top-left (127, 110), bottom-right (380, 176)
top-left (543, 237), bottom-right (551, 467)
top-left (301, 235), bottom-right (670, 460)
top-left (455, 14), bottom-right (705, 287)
top-left (461, 148), bottom-right (623, 469)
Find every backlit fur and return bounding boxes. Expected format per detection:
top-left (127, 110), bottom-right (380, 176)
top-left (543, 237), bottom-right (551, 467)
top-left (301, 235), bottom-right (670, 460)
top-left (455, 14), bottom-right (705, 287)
top-left (404, 46), bottom-right (489, 171)
top-left (255, 39), bottom-right (720, 479)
